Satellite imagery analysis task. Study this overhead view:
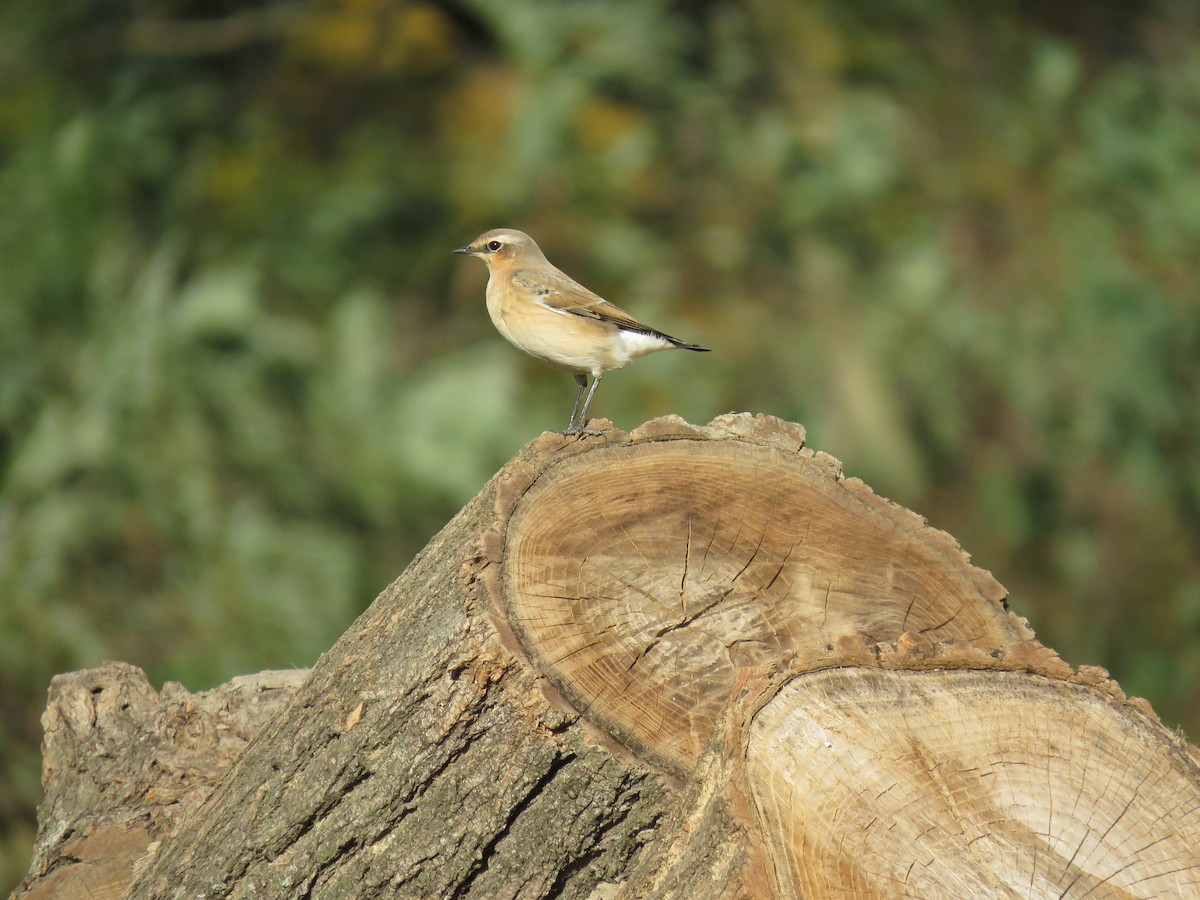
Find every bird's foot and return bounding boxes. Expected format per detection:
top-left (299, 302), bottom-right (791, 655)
top-left (563, 419), bottom-right (607, 439)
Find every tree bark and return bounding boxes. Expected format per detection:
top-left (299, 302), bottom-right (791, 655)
top-left (14, 414), bottom-right (1200, 899)
top-left (15, 663), bottom-right (305, 900)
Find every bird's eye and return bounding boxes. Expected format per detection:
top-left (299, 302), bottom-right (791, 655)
top-left (486, 240), bottom-right (503, 252)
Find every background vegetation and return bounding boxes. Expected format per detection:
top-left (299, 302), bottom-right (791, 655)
top-left (2, 0), bottom-right (1198, 887)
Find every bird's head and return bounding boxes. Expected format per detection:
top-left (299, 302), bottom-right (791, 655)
top-left (453, 229), bottom-right (548, 269)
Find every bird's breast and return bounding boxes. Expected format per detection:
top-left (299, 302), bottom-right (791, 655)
top-left (485, 280), bottom-right (623, 376)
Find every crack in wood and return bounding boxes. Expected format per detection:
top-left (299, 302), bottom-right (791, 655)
top-left (448, 753), bottom-right (576, 898)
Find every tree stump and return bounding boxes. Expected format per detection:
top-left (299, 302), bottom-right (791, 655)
top-left (14, 414), bottom-right (1200, 899)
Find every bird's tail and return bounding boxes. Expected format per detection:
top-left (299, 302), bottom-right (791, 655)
top-left (623, 321), bottom-right (711, 352)
top-left (667, 336), bottom-right (710, 352)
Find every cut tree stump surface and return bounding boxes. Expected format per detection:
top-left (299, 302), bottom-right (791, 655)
top-left (492, 428), bottom-right (1032, 774)
top-left (13, 414), bottom-right (1200, 900)
top-left (745, 661), bottom-right (1200, 897)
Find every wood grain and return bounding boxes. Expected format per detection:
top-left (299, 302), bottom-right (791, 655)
top-left (745, 666), bottom-right (1200, 897)
top-left (500, 436), bottom-right (1031, 773)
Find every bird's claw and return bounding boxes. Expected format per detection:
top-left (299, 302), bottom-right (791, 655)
top-left (563, 422), bottom-right (606, 439)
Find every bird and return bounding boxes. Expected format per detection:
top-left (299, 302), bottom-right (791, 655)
top-left (454, 228), bottom-right (710, 434)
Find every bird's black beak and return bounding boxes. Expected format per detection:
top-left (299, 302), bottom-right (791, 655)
top-left (453, 245), bottom-right (475, 255)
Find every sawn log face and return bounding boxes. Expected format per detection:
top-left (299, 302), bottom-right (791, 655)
top-left (493, 426), bottom-right (1031, 774)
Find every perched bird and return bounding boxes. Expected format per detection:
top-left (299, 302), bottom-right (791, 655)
top-left (454, 228), bottom-right (709, 433)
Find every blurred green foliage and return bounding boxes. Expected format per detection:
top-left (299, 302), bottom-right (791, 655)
top-left (2, 0), bottom-right (1198, 888)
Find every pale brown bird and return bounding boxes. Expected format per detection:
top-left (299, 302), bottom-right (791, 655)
top-left (454, 228), bottom-right (710, 433)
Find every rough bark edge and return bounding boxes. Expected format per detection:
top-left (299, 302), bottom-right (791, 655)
top-left (727, 635), bottom-right (1200, 769)
top-left (119, 432), bottom-right (680, 899)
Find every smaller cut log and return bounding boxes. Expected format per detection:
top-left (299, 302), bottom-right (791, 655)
top-left (14, 662), bottom-right (305, 900)
top-left (627, 639), bottom-right (1200, 899)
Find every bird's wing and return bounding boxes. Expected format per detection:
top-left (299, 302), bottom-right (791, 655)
top-left (512, 268), bottom-right (654, 334)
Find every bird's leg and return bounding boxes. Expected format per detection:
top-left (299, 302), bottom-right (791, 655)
top-left (576, 374), bottom-right (604, 431)
top-left (564, 373), bottom-right (605, 436)
top-left (565, 374), bottom-right (589, 433)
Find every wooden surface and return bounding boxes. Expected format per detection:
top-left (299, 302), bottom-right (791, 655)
top-left (16, 663), bottom-right (304, 900)
top-left (12, 414), bottom-right (1200, 899)
top-left (496, 429), bottom-right (1031, 774)
top-left (746, 661), bottom-right (1200, 897)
